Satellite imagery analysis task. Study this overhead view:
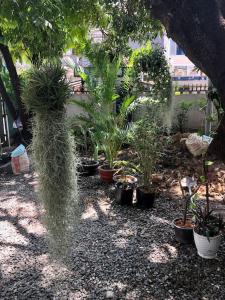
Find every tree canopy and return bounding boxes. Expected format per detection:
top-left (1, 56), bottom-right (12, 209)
top-left (0, 0), bottom-right (104, 138)
top-left (102, 0), bottom-right (225, 160)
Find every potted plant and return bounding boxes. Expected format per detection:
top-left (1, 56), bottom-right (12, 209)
top-left (192, 206), bottom-right (223, 259)
top-left (72, 46), bottom-right (136, 183)
top-left (173, 176), bottom-right (199, 244)
top-left (192, 158), bottom-right (224, 258)
top-left (78, 128), bottom-right (100, 176)
top-left (131, 119), bottom-right (160, 209)
top-left (113, 161), bottom-right (138, 205)
top-left (98, 122), bottom-right (124, 183)
top-left (69, 121), bottom-right (100, 177)
top-left (78, 157), bottom-right (99, 176)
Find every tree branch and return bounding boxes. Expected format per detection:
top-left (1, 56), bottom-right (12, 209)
top-left (0, 42), bottom-right (22, 115)
top-left (0, 74), bottom-right (17, 120)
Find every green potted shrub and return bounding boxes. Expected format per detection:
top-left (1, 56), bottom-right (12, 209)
top-left (173, 176), bottom-right (199, 244)
top-left (72, 47), bottom-right (135, 183)
top-left (192, 206), bottom-right (224, 259)
top-left (80, 126), bottom-right (100, 176)
top-left (132, 119), bottom-right (160, 209)
top-left (113, 160), bottom-right (138, 205)
top-left (69, 122), bottom-right (99, 176)
top-left (192, 159), bottom-right (224, 258)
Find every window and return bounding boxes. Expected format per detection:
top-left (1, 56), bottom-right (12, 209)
top-left (176, 45), bottom-right (184, 55)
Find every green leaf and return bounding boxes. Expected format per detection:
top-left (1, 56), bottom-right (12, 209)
top-left (205, 160), bottom-right (214, 166)
top-left (200, 175), bottom-right (205, 183)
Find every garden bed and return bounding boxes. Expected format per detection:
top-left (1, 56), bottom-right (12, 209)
top-left (0, 171), bottom-right (225, 299)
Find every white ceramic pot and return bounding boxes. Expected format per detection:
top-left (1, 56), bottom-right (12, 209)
top-left (193, 229), bottom-right (222, 259)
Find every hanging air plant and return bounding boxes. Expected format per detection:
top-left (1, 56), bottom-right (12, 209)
top-left (22, 64), bottom-right (79, 256)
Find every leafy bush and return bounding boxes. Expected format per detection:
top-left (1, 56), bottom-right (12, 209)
top-left (192, 205), bottom-right (224, 239)
top-left (131, 119), bottom-right (161, 188)
top-left (72, 48), bottom-right (134, 168)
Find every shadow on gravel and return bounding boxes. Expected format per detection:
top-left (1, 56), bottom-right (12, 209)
top-left (66, 175), bottom-right (225, 299)
top-left (0, 173), bottom-right (225, 299)
top-left (0, 266), bottom-right (54, 299)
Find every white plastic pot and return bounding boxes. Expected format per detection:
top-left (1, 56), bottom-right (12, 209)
top-left (193, 229), bottom-right (222, 259)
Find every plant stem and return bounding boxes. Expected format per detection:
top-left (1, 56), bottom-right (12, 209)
top-left (203, 157), bottom-right (210, 214)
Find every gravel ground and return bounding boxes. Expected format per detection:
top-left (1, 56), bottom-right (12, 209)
top-left (0, 172), bottom-right (225, 300)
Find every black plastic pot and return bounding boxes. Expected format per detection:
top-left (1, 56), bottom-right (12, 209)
top-left (136, 186), bottom-right (155, 209)
top-left (173, 218), bottom-right (194, 244)
top-left (78, 160), bottom-right (99, 176)
top-left (0, 153), bottom-right (11, 166)
top-left (115, 182), bottom-right (134, 206)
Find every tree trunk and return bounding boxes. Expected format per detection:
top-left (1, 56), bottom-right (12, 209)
top-left (144, 0), bottom-right (225, 160)
top-left (0, 74), bottom-right (17, 120)
top-left (0, 42), bottom-right (31, 143)
top-left (0, 43), bottom-right (28, 123)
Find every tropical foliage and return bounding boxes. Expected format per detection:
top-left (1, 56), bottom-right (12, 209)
top-left (72, 46), bottom-right (134, 168)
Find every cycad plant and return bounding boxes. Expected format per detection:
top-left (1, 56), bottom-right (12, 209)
top-left (73, 48), bottom-right (134, 169)
top-left (22, 64), bottom-right (79, 256)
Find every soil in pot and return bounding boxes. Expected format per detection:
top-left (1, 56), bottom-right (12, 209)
top-left (136, 186), bottom-right (155, 209)
top-left (115, 182), bottom-right (134, 206)
top-left (113, 175), bottom-right (137, 185)
top-left (173, 218), bottom-right (194, 244)
top-left (99, 165), bottom-right (118, 183)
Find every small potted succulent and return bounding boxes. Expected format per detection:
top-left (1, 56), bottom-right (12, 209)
top-left (192, 206), bottom-right (224, 259)
top-left (113, 161), bottom-right (138, 205)
top-left (132, 120), bottom-right (160, 209)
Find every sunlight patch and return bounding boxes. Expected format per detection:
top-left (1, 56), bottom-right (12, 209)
top-left (147, 243), bottom-right (177, 263)
top-left (0, 221), bottom-right (29, 245)
top-left (81, 204), bottom-right (99, 221)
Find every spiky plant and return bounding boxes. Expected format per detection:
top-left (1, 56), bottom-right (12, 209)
top-left (23, 64), bottom-right (79, 256)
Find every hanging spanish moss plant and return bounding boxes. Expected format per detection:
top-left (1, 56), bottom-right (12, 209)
top-left (22, 64), bottom-right (79, 257)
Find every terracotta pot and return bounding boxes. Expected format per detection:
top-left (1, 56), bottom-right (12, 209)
top-left (193, 229), bottom-right (222, 259)
top-left (99, 165), bottom-right (118, 183)
top-left (173, 218), bottom-right (194, 244)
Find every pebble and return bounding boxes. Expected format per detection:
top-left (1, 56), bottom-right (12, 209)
top-left (0, 173), bottom-right (225, 299)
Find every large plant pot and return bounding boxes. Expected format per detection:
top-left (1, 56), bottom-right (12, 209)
top-left (78, 160), bottom-right (99, 176)
top-left (114, 175), bottom-right (137, 206)
top-left (193, 229), bottom-right (222, 259)
top-left (115, 184), bottom-right (134, 206)
top-left (0, 153), bottom-right (11, 166)
top-left (99, 165), bottom-right (118, 183)
top-left (136, 186), bottom-right (155, 209)
top-left (173, 218), bottom-right (194, 244)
